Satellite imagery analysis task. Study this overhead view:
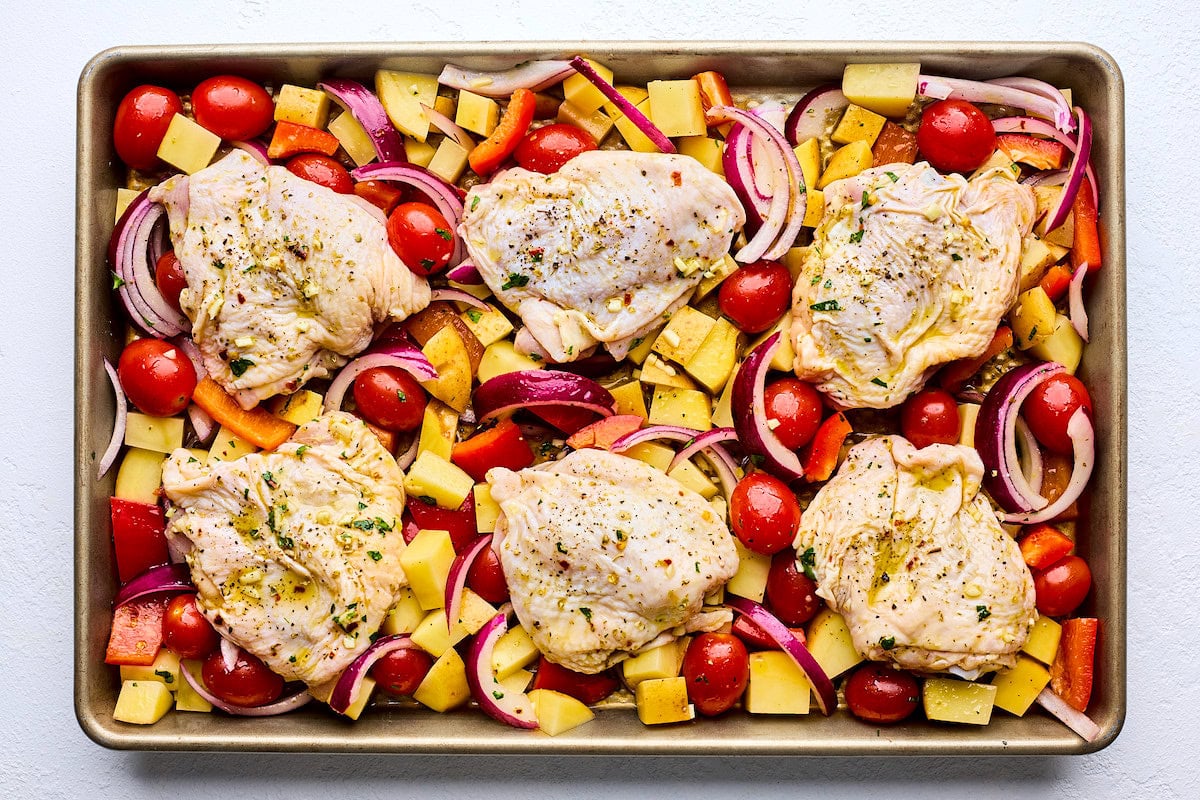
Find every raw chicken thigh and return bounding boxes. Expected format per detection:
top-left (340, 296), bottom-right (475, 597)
top-left (488, 449), bottom-right (737, 673)
top-left (791, 162), bottom-right (1035, 408)
top-left (460, 150), bottom-right (744, 362)
top-left (150, 150), bottom-right (431, 409)
top-left (161, 412), bottom-right (409, 689)
top-left (795, 436), bottom-right (1037, 676)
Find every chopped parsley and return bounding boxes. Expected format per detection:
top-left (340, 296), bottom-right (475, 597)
top-left (418, 495), bottom-right (437, 506)
top-left (871, 377), bottom-right (888, 388)
top-left (492, 690), bottom-right (505, 700)
top-left (849, 229), bottom-right (865, 244)
top-left (529, 248), bottom-right (544, 263)
top-left (434, 227), bottom-right (452, 241)
top-left (951, 253), bottom-right (963, 261)
top-left (212, 259), bottom-right (226, 270)
top-left (295, 444), bottom-right (309, 458)
top-left (352, 519), bottom-right (375, 530)
top-left (810, 274), bottom-right (821, 285)
top-left (579, 607), bottom-right (593, 621)
top-left (358, 501), bottom-right (368, 510)
top-left (976, 605), bottom-right (992, 622)
top-left (375, 517), bottom-right (394, 532)
top-left (262, 470), bottom-right (276, 488)
top-left (111, 271), bottom-right (125, 289)
top-left (229, 358), bottom-right (255, 377)
top-left (556, 542), bottom-right (568, 554)
top-left (885, 171), bottom-right (900, 182)
top-left (824, 279), bottom-right (832, 289)
top-left (465, 309), bottom-right (483, 323)
top-left (276, 534), bottom-right (294, 550)
top-left (368, 550), bottom-right (383, 562)
top-left (1028, 325), bottom-right (1039, 342)
top-left (799, 547), bottom-right (817, 581)
top-left (154, 670), bottom-right (174, 684)
top-left (809, 300), bottom-right (841, 312)
top-left (500, 272), bottom-right (529, 290)
top-left (420, 258), bottom-right (435, 269)
top-left (266, 507), bottom-right (277, 532)
top-left (861, 192), bottom-right (872, 209)
top-left (470, 196), bottom-right (480, 211)
top-left (396, 390), bottom-right (407, 402)
top-left (879, 636), bottom-right (896, 650)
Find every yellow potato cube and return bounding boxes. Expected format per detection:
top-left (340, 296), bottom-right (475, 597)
top-left (647, 79), bottom-right (706, 138)
top-left (404, 453), bottom-right (474, 510)
top-left (831, 104), bottom-right (887, 146)
top-left (805, 608), bottom-right (864, 679)
top-left (746, 651), bottom-right (811, 714)
top-left (455, 90), bottom-right (500, 137)
top-left (113, 680), bottom-right (174, 725)
top-left (275, 84), bottom-right (330, 128)
top-left (404, 136), bottom-right (437, 168)
top-left (491, 625), bottom-right (540, 680)
top-left (1028, 314), bottom-right (1083, 374)
top-left (417, 400), bottom-right (458, 462)
top-left (340, 675), bottom-right (376, 720)
top-left (923, 678), bottom-right (997, 725)
top-left (640, 353), bottom-right (699, 390)
top-left (652, 306), bottom-right (717, 364)
top-left (270, 389), bottom-right (324, 426)
top-left (398, 527), bottom-right (456, 608)
top-left (563, 59), bottom-right (614, 114)
top-left (426, 137), bottom-right (471, 184)
top-left (972, 149), bottom-right (1019, 180)
top-left (557, 100), bottom-right (614, 144)
top-left (609, 381), bottom-right (649, 419)
top-left (613, 94), bottom-right (660, 153)
top-left (626, 326), bottom-right (660, 365)
top-left (411, 609), bottom-right (455, 656)
top-left (460, 305), bottom-right (514, 347)
top-left (818, 141), bottom-right (873, 189)
top-left (421, 326), bottom-right (473, 411)
top-left (726, 540), bottom-right (771, 603)
top-left (114, 187), bottom-right (139, 224)
top-left (692, 254), bottom-right (739, 302)
top-left (802, 189), bottom-right (825, 228)
top-left (603, 85), bottom-right (649, 118)
top-left (156, 113), bottom-right (220, 175)
top-left (793, 137), bottom-right (822, 191)
top-left (992, 656), bottom-right (1052, 716)
top-left (530, 689), bottom-right (595, 736)
top-left (1044, 212), bottom-right (1075, 248)
top-left (748, 312), bottom-right (797, 372)
top-left (120, 648), bottom-right (181, 687)
top-left (124, 412), bottom-right (184, 454)
top-left (114, 448), bottom-right (166, 503)
top-left (380, 587), bottom-right (426, 636)
top-left (376, 70), bottom-right (438, 141)
top-left (649, 387), bottom-right (712, 431)
top-left (175, 660), bottom-right (213, 713)
top-left (677, 136), bottom-right (724, 175)
top-left (684, 317), bottom-right (740, 394)
top-left (957, 403), bottom-right (981, 447)
top-left (433, 94), bottom-right (456, 119)
top-left (499, 668), bottom-right (533, 697)
top-left (477, 340), bottom-right (542, 384)
top-left (1012, 287), bottom-right (1056, 350)
top-left (413, 648), bottom-right (471, 711)
top-left (712, 368), bottom-right (737, 429)
top-left (474, 483), bottom-right (501, 533)
top-left (207, 425), bottom-right (258, 464)
top-left (1019, 235), bottom-right (1060, 292)
top-left (622, 441), bottom-right (717, 499)
top-left (1022, 616), bottom-right (1063, 665)
top-left (841, 63), bottom-right (920, 118)
top-left (455, 588), bottom-right (499, 637)
top-left (623, 642), bottom-right (681, 687)
top-left (327, 111), bottom-right (377, 167)
top-left (635, 677), bottom-right (695, 725)
top-left (782, 248), bottom-right (809, 282)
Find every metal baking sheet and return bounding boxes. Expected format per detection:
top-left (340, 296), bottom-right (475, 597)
top-left (75, 41), bottom-right (1126, 754)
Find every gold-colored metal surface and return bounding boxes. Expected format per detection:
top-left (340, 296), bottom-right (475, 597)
top-left (75, 41), bottom-right (1125, 754)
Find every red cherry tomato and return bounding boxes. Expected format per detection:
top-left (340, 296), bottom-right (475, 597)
top-left (530, 657), bottom-right (619, 705)
top-left (763, 378), bottom-right (824, 450)
top-left (681, 632), bottom-right (750, 716)
top-left (113, 85), bottom-right (184, 170)
top-left (371, 647), bottom-right (434, 697)
top-left (162, 594), bottom-right (220, 660)
top-left (386, 202), bottom-right (455, 276)
top-left (154, 251), bottom-right (187, 314)
top-left (513, 123), bottom-right (597, 173)
top-left (765, 550), bottom-right (824, 626)
top-left (201, 647), bottom-right (284, 707)
top-left (192, 75), bottom-right (274, 141)
top-left (843, 663), bottom-right (921, 724)
top-left (1034, 555), bottom-right (1092, 617)
top-left (285, 153), bottom-right (353, 193)
top-left (917, 99), bottom-right (996, 174)
top-left (466, 546), bottom-right (509, 605)
top-left (729, 472), bottom-right (802, 555)
top-left (1024, 374), bottom-right (1093, 454)
top-left (899, 388), bottom-right (960, 448)
top-left (352, 366), bottom-right (427, 433)
top-left (718, 259), bottom-right (792, 333)
top-left (117, 338), bottom-right (198, 417)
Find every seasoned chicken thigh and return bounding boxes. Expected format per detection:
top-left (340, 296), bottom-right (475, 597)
top-left (795, 436), bottom-right (1036, 676)
top-left (460, 150), bottom-right (744, 362)
top-left (150, 150), bottom-right (430, 409)
top-left (791, 162), bottom-right (1035, 408)
top-left (161, 413), bottom-right (408, 689)
top-left (488, 449), bottom-right (737, 673)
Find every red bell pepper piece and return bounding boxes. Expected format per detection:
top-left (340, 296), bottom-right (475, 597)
top-left (530, 656), bottom-right (619, 705)
top-left (110, 497), bottom-right (169, 584)
top-left (1071, 176), bottom-right (1102, 272)
top-left (531, 406), bottom-right (599, 436)
top-left (407, 491), bottom-right (478, 554)
top-left (1039, 264), bottom-right (1073, 302)
top-left (451, 418), bottom-right (536, 482)
top-left (267, 121), bottom-right (340, 160)
top-left (731, 614), bottom-right (807, 651)
top-left (692, 70), bottom-right (734, 136)
top-left (565, 414), bottom-right (644, 450)
top-left (105, 596), bottom-right (167, 666)
top-left (1019, 523), bottom-right (1075, 570)
top-left (353, 179), bottom-right (404, 215)
top-left (995, 133), bottom-right (1068, 170)
top-left (468, 88), bottom-right (536, 176)
top-left (1050, 617), bottom-right (1099, 711)
top-left (803, 412), bottom-right (852, 482)
top-left (871, 122), bottom-right (919, 166)
top-left (937, 325), bottom-right (1014, 393)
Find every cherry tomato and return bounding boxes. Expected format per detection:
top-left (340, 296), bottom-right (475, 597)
top-left (466, 545), bottom-right (509, 605)
top-left (1034, 555), bottom-right (1092, 617)
top-left (899, 388), bottom-right (960, 448)
top-left (681, 632), bottom-right (750, 716)
top-left (531, 657), bottom-right (619, 705)
top-left (112, 85), bottom-right (184, 170)
top-left (201, 647), bottom-right (284, 707)
top-left (718, 259), bottom-right (792, 333)
top-left (285, 153), bottom-right (353, 193)
top-left (162, 594), bottom-right (220, 660)
top-left (513, 123), bottom-right (597, 173)
top-left (843, 663), bottom-right (921, 724)
top-left (917, 99), bottom-right (996, 174)
top-left (386, 202), bottom-right (455, 276)
top-left (352, 366), bottom-right (427, 433)
top-left (117, 338), bottom-right (197, 417)
top-left (763, 378), bottom-right (824, 450)
top-left (1024, 374), bottom-right (1093, 454)
top-left (729, 472), bottom-right (802, 555)
top-left (154, 251), bottom-right (187, 314)
top-left (371, 647), bottom-right (434, 697)
top-left (192, 75), bottom-right (274, 141)
top-left (765, 550), bottom-right (824, 626)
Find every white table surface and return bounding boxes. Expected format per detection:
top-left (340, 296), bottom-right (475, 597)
top-left (3, 1), bottom-right (1196, 796)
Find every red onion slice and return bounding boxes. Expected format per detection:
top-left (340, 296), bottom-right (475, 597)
top-left (1003, 408), bottom-right (1094, 525)
top-left (173, 336), bottom-right (207, 379)
top-left (1069, 262), bottom-right (1091, 342)
top-left (422, 103), bottom-right (475, 150)
top-left (1023, 169), bottom-right (1068, 188)
top-left (186, 404), bottom-right (216, 444)
top-left (725, 597), bottom-right (836, 715)
top-left (609, 424), bottom-right (739, 498)
top-left (395, 432), bottom-right (420, 471)
top-left (918, 74), bottom-right (1075, 133)
top-left (1014, 418), bottom-right (1045, 499)
top-left (784, 84), bottom-right (848, 147)
top-left (99, 359), bottom-right (128, 479)
top-left (323, 343), bottom-right (438, 415)
top-left (328, 634), bottom-right (419, 714)
top-left (351, 162), bottom-right (465, 265)
top-left (1041, 108), bottom-right (1092, 233)
top-left (446, 261), bottom-right (483, 285)
top-left (220, 637), bottom-right (240, 672)
top-left (345, 193), bottom-right (389, 225)
top-left (992, 116), bottom-right (1099, 207)
top-left (1035, 687), bottom-right (1102, 742)
top-left (987, 77), bottom-right (1072, 124)
top-left (180, 665), bottom-right (312, 717)
top-left (438, 60), bottom-right (575, 98)
top-left (232, 139), bottom-right (270, 165)
top-left (466, 606), bottom-right (538, 729)
top-left (473, 369), bottom-right (615, 423)
top-left (568, 56), bottom-right (675, 154)
top-left (445, 534), bottom-right (493, 631)
top-left (112, 194), bottom-right (185, 338)
top-left (730, 333), bottom-right (806, 481)
top-left (722, 124), bottom-right (770, 235)
top-left (319, 79), bottom-right (406, 164)
top-left (430, 287), bottom-right (489, 311)
top-left (667, 427), bottom-right (739, 473)
top-left (126, 202), bottom-right (189, 334)
top-left (113, 563), bottom-right (194, 609)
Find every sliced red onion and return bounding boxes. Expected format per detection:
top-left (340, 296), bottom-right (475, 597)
top-left (723, 125), bottom-right (767, 234)
top-left (1069, 261), bottom-right (1091, 342)
top-left (126, 202), bottom-right (189, 334)
top-left (1040, 108), bottom-right (1092, 232)
top-left (98, 359), bottom-right (128, 479)
top-left (751, 100), bottom-right (788, 132)
top-left (220, 637), bottom-right (239, 672)
top-left (1023, 169), bottom-right (1068, 188)
top-left (318, 79), bottom-right (406, 164)
top-left (784, 84), bottom-right (848, 146)
top-left (568, 56), bottom-right (675, 154)
top-left (667, 427), bottom-right (739, 472)
top-left (1014, 418), bottom-right (1045, 499)
top-left (466, 606), bottom-right (538, 729)
top-left (173, 336), bottom-right (207, 379)
top-left (328, 634), bottom-right (419, 715)
top-left (1035, 686), bottom-right (1102, 742)
top-left (726, 597), bottom-right (835, 715)
top-left (351, 162), bottom-right (465, 265)
top-left (113, 563), bottom-right (194, 609)
top-left (609, 424), bottom-right (739, 497)
top-left (396, 432), bottom-right (420, 471)
top-left (111, 194), bottom-right (184, 337)
top-left (446, 261), bottom-right (483, 285)
top-left (438, 60), bottom-right (575, 98)
top-left (992, 116), bottom-right (1099, 207)
top-left (918, 74), bottom-right (1075, 133)
top-left (987, 77), bottom-right (1072, 124)
top-left (430, 287), bottom-right (489, 311)
top-left (232, 139), bottom-right (270, 165)
top-left (445, 534), bottom-right (493, 632)
top-left (187, 403), bottom-right (217, 445)
top-left (422, 103), bottom-right (474, 150)
top-left (730, 332), bottom-right (806, 481)
top-left (473, 369), bottom-right (615, 423)
top-left (180, 665), bottom-right (312, 717)
top-left (323, 342), bottom-right (438, 414)
top-left (1003, 408), bottom-right (1094, 525)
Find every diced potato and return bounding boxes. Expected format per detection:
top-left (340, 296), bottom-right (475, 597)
top-left (1022, 616), bottom-right (1063, 665)
top-left (275, 84), bottom-right (331, 128)
top-left (381, 587), bottom-right (426, 636)
top-left (114, 448), bottom-right (166, 503)
top-left (748, 311), bottom-right (797, 372)
top-left (477, 340), bottom-right (542, 384)
top-left (626, 326), bottom-right (660, 365)
top-left (474, 483), bottom-right (501, 532)
top-left (1012, 287), bottom-right (1056, 350)
top-left (623, 642), bottom-right (681, 687)
top-left (793, 137), bottom-right (821, 190)
top-left (376, 69), bottom-right (438, 141)
top-left (1028, 314), bottom-right (1083, 374)
top-left (640, 353), bottom-right (698, 390)
top-left (416, 400), bottom-right (458, 462)
top-left (971, 148), bottom-right (1019, 180)
top-left (603, 84), bottom-right (649, 118)
top-left (712, 371), bottom-right (737, 429)
top-left (455, 90), bottom-right (500, 137)
top-left (530, 689), bottom-right (595, 736)
top-left (612, 93), bottom-right (660, 153)
top-left (120, 648), bottom-right (181, 687)
top-left (957, 403), bottom-right (981, 447)
top-left (404, 136), bottom-right (437, 168)
top-left (327, 111), bottom-right (377, 167)
top-left (398, 528), bottom-right (456, 609)
top-left (647, 79), bottom-right (706, 137)
top-left (413, 648), bottom-right (471, 711)
top-left (802, 188), bottom-right (825, 228)
top-left (421, 326), bottom-right (473, 411)
top-left (805, 608), bottom-right (864, 679)
top-left (491, 625), bottom-right (540, 680)
top-left (114, 187), bottom-right (139, 223)
top-left (745, 651), bottom-right (811, 714)
top-left (635, 676), bottom-right (694, 725)
top-left (992, 656), bottom-right (1051, 716)
top-left (176, 660), bottom-right (213, 713)
top-left (678, 135), bottom-right (724, 175)
top-left (1044, 212), bottom-right (1075, 248)
top-left (455, 589), bottom-right (499, 637)
top-left (1019, 235), bottom-right (1067, 292)
top-left (411, 609), bottom-right (455, 656)
top-left (459, 305), bottom-right (514, 347)
top-left (124, 412), bottom-right (184, 454)
top-left (340, 675), bottom-right (376, 720)
top-left (610, 381), bottom-right (649, 419)
top-left (270, 389), bottom-right (323, 426)
top-left (923, 678), bottom-right (997, 725)
top-left (652, 306), bottom-right (717, 364)
top-left (841, 63), bottom-right (920, 118)
top-left (426, 138), bottom-right (471, 184)
top-left (113, 680), bottom-right (174, 724)
top-left (622, 441), bottom-right (717, 499)
top-left (405, 453), bottom-right (474, 511)
top-left (648, 387), bottom-right (712, 431)
top-left (817, 141), bottom-right (873, 189)
top-left (499, 668), bottom-right (533, 697)
top-left (726, 540), bottom-right (771, 603)
top-left (684, 317), bottom-right (740, 394)
top-left (557, 100), bottom-right (614, 144)
top-left (563, 59), bottom-right (614, 114)
top-left (207, 425), bottom-right (258, 464)
top-left (692, 253), bottom-right (738, 302)
top-left (433, 94), bottom-right (456, 118)
top-left (831, 104), bottom-right (887, 146)
top-left (156, 113), bottom-right (220, 174)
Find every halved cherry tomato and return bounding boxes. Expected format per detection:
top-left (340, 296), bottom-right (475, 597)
top-left (1034, 555), bottom-right (1092, 617)
top-left (451, 418), bottom-right (535, 483)
top-left (202, 647), bottom-right (284, 707)
top-left (917, 99), bottom-right (996, 173)
top-left (765, 550), bottom-right (824, 626)
top-left (113, 85), bottom-right (184, 170)
top-left (1024, 374), bottom-right (1093, 454)
top-left (730, 472), bottom-right (802, 555)
top-left (354, 179), bottom-right (404, 215)
top-left (681, 632), bottom-right (750, 716)
top-left (192, 75), bottom-right (274, 141)
top-left (900, 388), bottom-right (960, 448)
top-left (844, 663), bottom-right (920, 724)
top-left (110, 497), bottom-right (168, 583)
top-left (407, 492), bottom-right (478, 554)
top-left (466, 545), bottom-right (509, 605)
top-left (154, 251), bottom-right (187, 314)
top-left (1050, 617), bottom-right (1098, 711)
top-left (763, 378), bottom-right (824, 450)
top-left (1019, 524), bottom-right (1075, 571)
top-left (718, 260), bottom-right (791, 333)
top-left (117, 338), bottom-right (198, 417)
top-left (352, 366), bottom-right (427, 433)
top-left (162, 594), bottom-right (220, 660)
top-left (285, 153), bottom-right (353, 193)
top-left (531, 656), bottom-right (619, 705)
top-left (514, 123), bottom-right (597, 173)
top-left (372, 647), bottom-right (434, 697)
top-left (386, 202), bottom-right (455, 276)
